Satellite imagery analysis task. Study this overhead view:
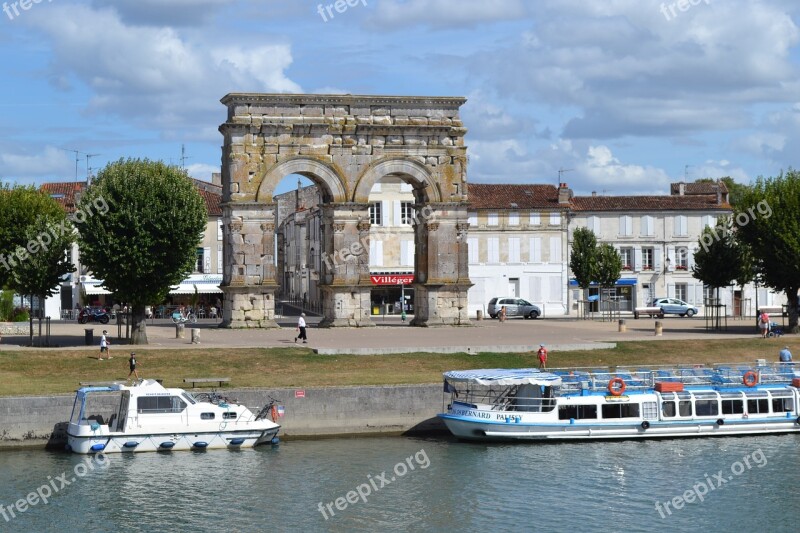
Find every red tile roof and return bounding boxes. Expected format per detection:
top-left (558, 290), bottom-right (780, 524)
top-left (467, 184), bottom-right (561, 209)
top-left (41, 180), bottom-right (222, 216)
top-left (571, 195), bottom-right (730, 211)
top-left (198, 188), bottom-right (222, 216)
top-left (669, 181), bottom-right (728, 195)
top-left (40, 182), bottom-right (87, 213)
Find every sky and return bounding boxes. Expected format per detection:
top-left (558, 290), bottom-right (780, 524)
top-left (1, 0), bottom-right (799, 196)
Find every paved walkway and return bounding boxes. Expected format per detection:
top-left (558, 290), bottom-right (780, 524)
top-left (0, 315), bottom-right (768, 354)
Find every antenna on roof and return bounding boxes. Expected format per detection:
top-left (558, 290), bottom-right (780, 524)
top-left (62, 148), bottom-right (86, 182)
top-left (180, 144), bottom-right (190, 170)
top-left (684, 165), bottom-right (692, 181)
top-left (558, 168), bottom-right (573, 187)
top-left (86, 153), bottom-right (100, 184)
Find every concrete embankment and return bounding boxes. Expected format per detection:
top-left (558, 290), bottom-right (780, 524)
top-left (0, 384), bottom-right (447, 450)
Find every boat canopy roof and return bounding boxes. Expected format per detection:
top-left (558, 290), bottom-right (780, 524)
top-left (443, 368), bottom-right (562, 387)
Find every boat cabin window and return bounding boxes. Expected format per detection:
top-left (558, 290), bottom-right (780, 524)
top-left (771, 395), bottom-right (794, 413)
top-left (601, 403), bottom-right (640, 419)
top-left (721, 399), bottom-right (744, 414)
top-left (200, 412), bottom-right (215, 420)
top-left (694, 400), bottom-right (719, 417)
top-left (661, 401), bottom-right (676, 418)
top-left (558, 405), bottom-right (597, 420)
top-left (745, 393), bottom-right (769, 414)
top-left (137, 396), bottom-right (187, 414)
top-left (223, 412), bottom-right (238, 420)
top-left (182, 393), bottom-right (197, 405)
top-left (678, 400), bottom-right (692, 417)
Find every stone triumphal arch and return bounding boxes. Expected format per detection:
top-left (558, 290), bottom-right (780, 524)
top-left (218, 93), bottom-right (471, 328)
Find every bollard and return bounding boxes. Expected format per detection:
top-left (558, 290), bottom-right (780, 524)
top-left (618, 319), bottom-right (626, 333)
top-left (190, 328), bottom-right (200, 344)
top-left (476, 310), bottom-right (483, 321)
top-left (655, 320), bottom-right (663, 336)
top-left (176, 322), bottom-right (185, 339)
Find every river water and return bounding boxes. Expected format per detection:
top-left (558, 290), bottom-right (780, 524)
top-left (1, 434), bottom-right (798, 532)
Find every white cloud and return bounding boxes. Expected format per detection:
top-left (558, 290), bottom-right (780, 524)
top-left (0, 146), bottom-right (74, 181)
top-left (367, 0), bottom-right (528, 29)
top-left (186, 163), bottom-right (220, 182)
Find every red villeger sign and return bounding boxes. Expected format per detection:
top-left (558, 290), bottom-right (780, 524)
top-left (370, 274), bottom-right (414, 285)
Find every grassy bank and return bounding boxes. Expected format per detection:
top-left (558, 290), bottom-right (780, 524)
top-left (0, 337), bottom-right (796, 396)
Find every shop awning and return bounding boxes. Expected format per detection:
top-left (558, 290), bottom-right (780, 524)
top-left (570, 278), bottom-right (637, 287)
top-left (81, 274), bottom-right (223, 295)
top-left (169, 274), bottom-right (223, 295)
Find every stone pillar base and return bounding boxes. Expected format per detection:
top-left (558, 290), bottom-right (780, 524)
top-left (411, 283), bottom-right (472, 327)
top-left (219, 284), bottom-right (280, 329)
top-left (318, 285), bottom-right (375, 327)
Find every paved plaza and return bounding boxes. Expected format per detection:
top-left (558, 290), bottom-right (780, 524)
top-left (0, 314), bottom-right (766, 354)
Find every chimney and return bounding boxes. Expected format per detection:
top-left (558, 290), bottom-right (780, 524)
top-left (558, 183), bottom-right (572, 205)
top-left (678, 182), bottom-right (685, 195)
top-left (591, 191), bottom-right (597, 197)
top-left (212, 172), bottom-right (222, 186)
top-left (715, 184), bottom-right (721, 205)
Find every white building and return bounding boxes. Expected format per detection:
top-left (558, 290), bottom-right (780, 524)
top-left (465, 183), bottom-right (571, 317)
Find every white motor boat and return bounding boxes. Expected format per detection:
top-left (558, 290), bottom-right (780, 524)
top-left (438, 362), bottom-right (800, 442)
top-left (66, 379), bottom-right (281, 453)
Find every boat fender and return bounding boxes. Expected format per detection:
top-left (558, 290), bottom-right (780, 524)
top-left (159, 441), bottom-right (175, 449)
top-left (90, 443), bottom-right (106, 452)
top-left (716, 419), bottom-right (725, 426)
top-left (742, 371), bottom-right (758, 387)
top-left (796, 416), bottom-right (800, 425)
top-left (608, 377), bottom-right (626, 396)
top-left (229, 438), bottom-right (245, 446)
top-left (641, 421), bottom-right (650, 430)
top-left (271, 436), bottom-right (280, 445)
top-left (193, 441), bottom-right (209, 449)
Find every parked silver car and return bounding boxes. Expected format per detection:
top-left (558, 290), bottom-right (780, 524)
top-left (487, 297), bottom-right (541, 319)
top-left (651, 297), bottom-right (699, 317)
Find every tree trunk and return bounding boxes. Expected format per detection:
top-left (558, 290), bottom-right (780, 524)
top-left (787, 287), bottom-right (799, 333)
top-left (130, 304), bottom-right (148, 344)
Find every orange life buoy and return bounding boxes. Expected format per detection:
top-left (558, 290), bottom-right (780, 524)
top-left (742, 371), bottom-right (758, 387)
top-left (608, 377), bottom-right (626, 396)
top-left (270, 405), bottom-right (279, 423)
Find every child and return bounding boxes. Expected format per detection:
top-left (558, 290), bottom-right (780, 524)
top-left (99, 330), bottom-right (111, 360)
top-left (128, 352), bottom-right (139, 380)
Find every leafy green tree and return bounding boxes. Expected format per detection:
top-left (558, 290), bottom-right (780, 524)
top-left (736, 170), bottom-right (800, 332)
top-left (77, 159), bottom-right (207, 344)
top-left (692, 218), bottom-right (744, 328)
top-left (10, 213), bottom-right (74, 344)
top-left (0, 184), bottom-right (68, 287)
top-left (570, 227), bottom-right (598, 290)
top-left (595, 243), bottom-right (622, 289)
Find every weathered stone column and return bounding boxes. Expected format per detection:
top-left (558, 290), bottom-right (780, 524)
top-left (220, 202), bottom-right (279, 328)
top-left (318, 204), bottom-right (374, 327)
top-left (411, 204), bottom-right (472, 326)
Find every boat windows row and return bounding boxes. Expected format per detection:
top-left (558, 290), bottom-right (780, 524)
top-left (557, 392), bottom-right (795, 421)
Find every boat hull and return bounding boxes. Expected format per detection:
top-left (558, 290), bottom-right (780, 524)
top-left (67, 426), bottom-right (280, 454)
top-left (439, 414), bottom-right (800, 442)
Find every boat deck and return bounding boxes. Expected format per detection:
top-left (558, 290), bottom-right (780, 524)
top-left (550, 362), bottom-right (798, 395)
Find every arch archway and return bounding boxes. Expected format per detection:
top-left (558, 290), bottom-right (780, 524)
top-left (219, 93), bottom-right (471, 327)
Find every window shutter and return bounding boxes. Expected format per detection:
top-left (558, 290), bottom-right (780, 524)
top-left (549, 237), bottom-right (562, 263)
top-left (508, 238), bottom-right (520, 263)
top-left (654, 247), bottom-right (662, 272)
top-left (467, 237), bottom-right (478, 264)
top-left (204, 247), bottom-right (211, 273)
top-left (634, 247), bottom-right (642, 271)
top-left (393, 201), bottom-right (401, 226)
top-left (530, 237), bottom-right (542, 263)
top-left (381, 201), bottom-right (388, 226)
top-left (688, 245), bottom-right (696, 271)
top-left (666, 246), bottom-right (675, 271)
top-left (217, 244), bottom-right (223, 274)
top-left (468, 212), bottom-right (477, 226)
top-left (530, 212), bottom-right (540, 225)
top-left (668, 283), bottom-right (675, 298)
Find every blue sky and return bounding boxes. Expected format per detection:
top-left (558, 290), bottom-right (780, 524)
top-left (1, 0), bottom-right (799, 196)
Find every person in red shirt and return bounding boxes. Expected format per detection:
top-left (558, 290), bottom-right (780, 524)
top-left (759, 311), bottom-right (770, 338)
top-left (537, 344), bottom-right (548, 369)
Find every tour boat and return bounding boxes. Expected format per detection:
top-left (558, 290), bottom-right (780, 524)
top-left (438, 362), bottom-right (800, 441)
top-left (66, 379), bottom-right (281, 453)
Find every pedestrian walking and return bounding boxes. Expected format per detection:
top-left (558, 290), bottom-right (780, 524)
top-left (99, 330), bottom-right (111, 360)
top-left (295, 312), bottom-right (308, 343)
top-left (758, 310), bottom-right (770, 338)
top-left (127, 352), bottom-right (139, 380)
top-left (537, 344), bottom-right (548, 369)
top-left (499, 306), bottom-right (507, 322)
